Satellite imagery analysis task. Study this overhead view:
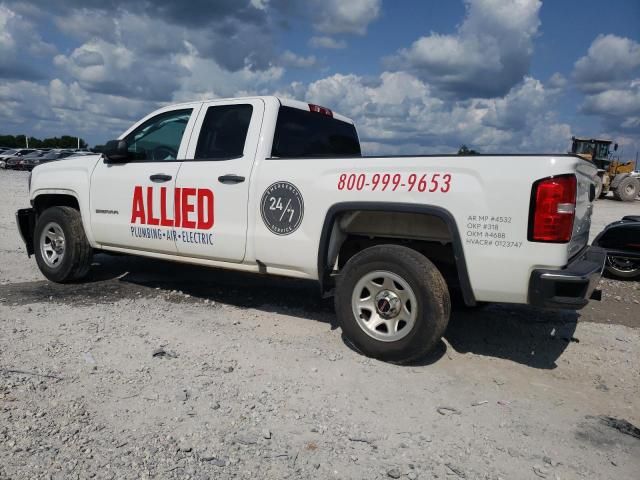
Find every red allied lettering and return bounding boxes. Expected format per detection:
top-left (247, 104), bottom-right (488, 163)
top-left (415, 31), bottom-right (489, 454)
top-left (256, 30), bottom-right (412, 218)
top-left (160, 187), bottom-right (174, 227)
top-left (197, 189), bottom-right (214, 229)
top-left (131, 186), bottom-right (215, 230)
top-left (181, 187), bottom-right (196, 229)
top-left (174, 187), bottom-right (181, 228)
top-left (146, 186), bottom-right (160, 226)
top-left (131, 186), bottom-right (146, 224)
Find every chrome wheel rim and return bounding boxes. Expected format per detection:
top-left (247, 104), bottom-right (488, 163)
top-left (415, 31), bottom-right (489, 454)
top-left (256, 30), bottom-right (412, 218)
top-left (40, 222), bottom-right (66, 268)
top-left (607, 256), bottom-right (639, 273)
top-left (351, 270), bottom-right (418, 342)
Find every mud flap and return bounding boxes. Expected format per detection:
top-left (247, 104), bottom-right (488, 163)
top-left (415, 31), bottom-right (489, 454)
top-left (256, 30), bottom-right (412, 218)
top-left (15, 208), bottom-right (36, 257)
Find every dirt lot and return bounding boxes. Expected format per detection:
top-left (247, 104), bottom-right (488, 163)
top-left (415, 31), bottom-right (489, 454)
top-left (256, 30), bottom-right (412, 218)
top-left (1, 169), bottom-right (639, 480)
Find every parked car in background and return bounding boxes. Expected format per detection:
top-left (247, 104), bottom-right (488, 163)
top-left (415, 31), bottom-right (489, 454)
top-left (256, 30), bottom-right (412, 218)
top-left (592, 216), bottom-right (640, 280)
top-left (10, 150), bottom-right (46, 170)
top-left (0, 149), bottom-right (20, 162)
top-left (5, 150), bottom-right (44, 170)
top-left (21, 150), bottom-right (75, 171)
top-left (2, 149), bottom-right (39, 169)
top-left (2, 148), bottom-right (37, 159)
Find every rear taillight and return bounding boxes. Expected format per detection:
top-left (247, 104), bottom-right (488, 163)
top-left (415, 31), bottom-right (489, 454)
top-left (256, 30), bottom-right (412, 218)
top-left (528, 174), bottom-right (577, 243)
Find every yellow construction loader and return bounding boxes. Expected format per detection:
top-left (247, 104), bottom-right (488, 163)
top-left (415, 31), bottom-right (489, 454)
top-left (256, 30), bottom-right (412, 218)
top-left (570, 137), bottom-right (639, 201)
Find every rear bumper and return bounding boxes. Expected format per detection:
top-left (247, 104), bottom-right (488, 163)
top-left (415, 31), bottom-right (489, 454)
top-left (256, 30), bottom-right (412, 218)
top-left (16, 208), bottom-right (36, 257)
top-left (529, 246), bottom-right (606, 310)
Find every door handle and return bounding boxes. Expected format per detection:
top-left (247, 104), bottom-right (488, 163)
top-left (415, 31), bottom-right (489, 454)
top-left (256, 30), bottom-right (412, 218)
top-left (218, 174), bottom-right (245, 184)
top-left (150, 173), bottom-right (172, 182)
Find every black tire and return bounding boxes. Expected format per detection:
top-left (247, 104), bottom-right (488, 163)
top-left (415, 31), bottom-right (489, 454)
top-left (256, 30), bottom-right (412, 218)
top-left (335, 245), bottom-right (450, 364)
top-left (34, 206), bottom-right (92, 283)
top-left (612, 177), bottom-right (639, 202)
top-left (605, 256), bottom-right (640, 280)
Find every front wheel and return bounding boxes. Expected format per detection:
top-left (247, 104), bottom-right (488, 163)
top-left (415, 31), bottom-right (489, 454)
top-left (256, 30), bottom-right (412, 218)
top-left (335, 245), bottom-right (450, 364)
top-left (34, 206), bottom-right (93, 283)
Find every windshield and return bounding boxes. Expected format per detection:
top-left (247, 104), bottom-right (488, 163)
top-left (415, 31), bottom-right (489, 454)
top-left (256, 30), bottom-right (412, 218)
top-left (573, 141), bottom-right (594, 155)
top-left (126, 109), bottom-right (192, 161)
top-left (595, 143), bottom-right (610, 159)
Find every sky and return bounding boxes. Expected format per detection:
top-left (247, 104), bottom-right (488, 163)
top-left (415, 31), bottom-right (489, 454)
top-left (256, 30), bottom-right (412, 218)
top-left (0, 0), bottom-right (639, 158)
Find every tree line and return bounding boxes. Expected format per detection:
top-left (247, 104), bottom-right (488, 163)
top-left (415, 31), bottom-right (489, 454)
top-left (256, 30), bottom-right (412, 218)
top-left (0, 135), bottom-right (88, 149)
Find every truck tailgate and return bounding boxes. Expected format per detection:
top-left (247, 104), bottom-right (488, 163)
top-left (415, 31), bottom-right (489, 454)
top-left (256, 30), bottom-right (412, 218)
top-left (570, 158), bottom-right (597, 258)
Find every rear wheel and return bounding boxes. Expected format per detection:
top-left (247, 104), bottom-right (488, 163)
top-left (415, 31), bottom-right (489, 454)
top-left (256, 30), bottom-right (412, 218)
top-left (335, 245), bottom-right (450, 364)
top-left (34, 206), bottom-right (92, 283)
top-left (612, 177), bottom-right (639, 202)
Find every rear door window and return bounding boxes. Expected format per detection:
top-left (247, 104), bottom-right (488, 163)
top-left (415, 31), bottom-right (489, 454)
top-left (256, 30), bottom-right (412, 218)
top-left (194, 104), bottom-right (254, 160)
top-left (271, 106), bottom-right (361, 158)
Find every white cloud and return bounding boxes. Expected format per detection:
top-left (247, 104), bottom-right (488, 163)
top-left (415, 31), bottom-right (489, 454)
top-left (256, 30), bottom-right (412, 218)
top-left (388, 0), bottom-right (541, 98)
top-left (250, 0), bottom-right (269, 10)
top-left (312, 0), bottom-right (381, 35)
top-left (48, 79), bottom-right (89, 111)
top-left (52, 5), bottom-right (277, 72)
top-left (54, 38), bottom-right (185, 101)
top-left (0, 6), bottom-right (17, 50)
top-left (309, 36), bottom-right (347, 49)
top-left (280, 71), bottom-right (570, 154)
top-left (280, 51), bottom-right (318, 68)
top-left (572, 35), bottom-right (640, 140)
top-left (0, 4), bottom-right (56, 80)
top-left (580, 81), bottom-right (640, 136)
top-left (171, 41), bottom-right (284, 101)
top-left (573, 35), bottom-right (640, 93)
top-left (0, 80), bottom-right (53, 125)
top-left (548, 73), bottom-right (567, 90)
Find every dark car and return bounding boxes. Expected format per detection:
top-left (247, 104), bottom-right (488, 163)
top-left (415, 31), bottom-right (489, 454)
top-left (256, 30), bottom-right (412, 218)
top-left (22, 150), bottom-right (75, 171)
top-left (3, 149), bottom-right (40, 169)
top-left (592, 216), bottom-right (640, 280)
top-left (14, 150), bottom-right (47, 170)
top-left (6, 150), bottom-right (45, 170)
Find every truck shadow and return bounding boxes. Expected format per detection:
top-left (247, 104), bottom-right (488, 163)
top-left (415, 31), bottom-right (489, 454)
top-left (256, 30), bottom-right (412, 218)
top-left (3, 253), bottom-right (577, 369)
top-left (441, 305), bottom-right (579, 369)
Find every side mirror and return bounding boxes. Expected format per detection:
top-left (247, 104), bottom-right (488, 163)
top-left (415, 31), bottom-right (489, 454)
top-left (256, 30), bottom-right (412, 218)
top-left (614, 143), bottom-right (618, 151)
top-left (103, 139), bottom-right (129, 163)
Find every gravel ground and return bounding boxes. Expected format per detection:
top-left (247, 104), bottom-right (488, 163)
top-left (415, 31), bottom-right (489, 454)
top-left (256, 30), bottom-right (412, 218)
top-left (1, 169), bottom-right (639, 480)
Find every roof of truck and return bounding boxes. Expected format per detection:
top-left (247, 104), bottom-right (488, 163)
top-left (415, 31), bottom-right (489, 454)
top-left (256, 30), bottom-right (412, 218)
top-left (167, 96), bottom-right (355, 125)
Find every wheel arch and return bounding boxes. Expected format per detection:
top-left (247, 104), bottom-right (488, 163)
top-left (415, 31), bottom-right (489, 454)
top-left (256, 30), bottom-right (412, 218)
top-left (32, 190), bottom-right (81, 213)
top-left (317, 202), bottom-right (475, 306)
top-left (31, 189), bottom-right (97, 247)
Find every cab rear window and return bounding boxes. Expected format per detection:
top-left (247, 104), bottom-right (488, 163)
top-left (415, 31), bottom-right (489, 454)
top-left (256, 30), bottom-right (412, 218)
top-left (271, 106), bottom-right (361, 158)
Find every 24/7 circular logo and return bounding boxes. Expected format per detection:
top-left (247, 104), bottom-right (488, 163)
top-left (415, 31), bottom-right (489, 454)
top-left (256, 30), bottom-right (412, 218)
top-left (260, 181), bottom-right (304, 235)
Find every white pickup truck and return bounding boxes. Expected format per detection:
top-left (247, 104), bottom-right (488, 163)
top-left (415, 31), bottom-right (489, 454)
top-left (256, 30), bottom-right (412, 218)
top-left (16, 96), bottom-right (605, 363)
